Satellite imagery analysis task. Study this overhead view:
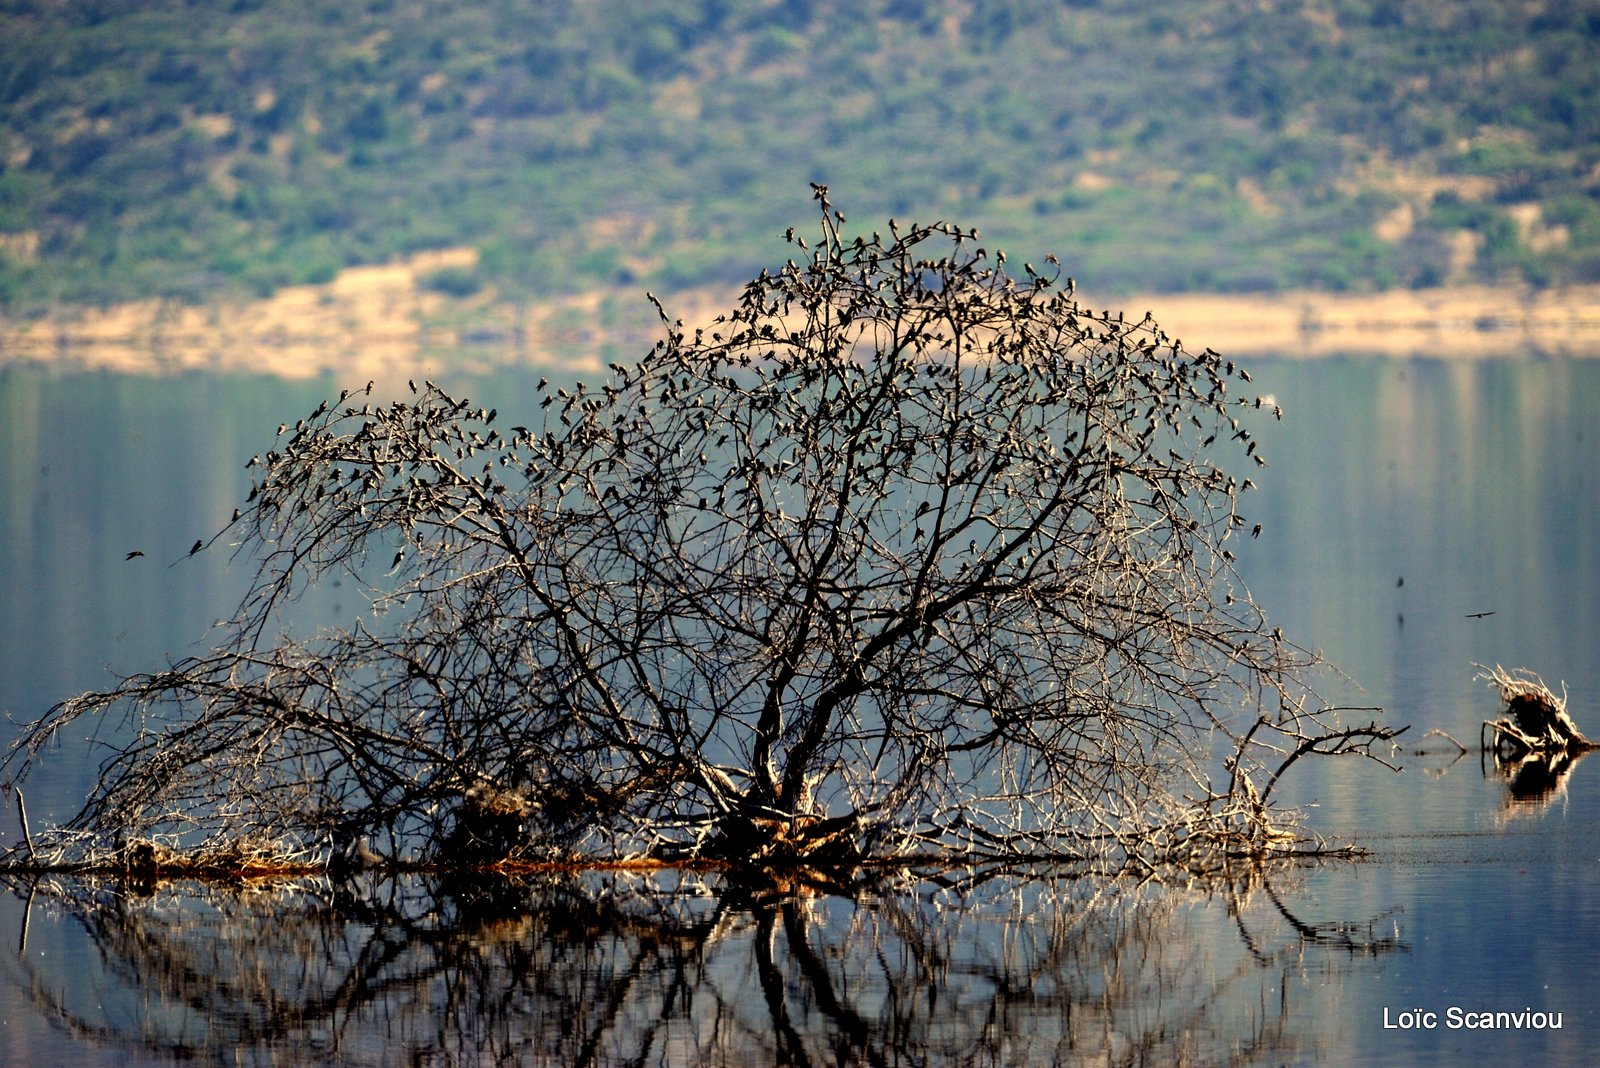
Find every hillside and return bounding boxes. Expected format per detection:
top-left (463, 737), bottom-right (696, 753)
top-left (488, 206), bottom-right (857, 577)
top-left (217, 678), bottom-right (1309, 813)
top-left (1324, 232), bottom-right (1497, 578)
top-left (2, 0), bottom-right (1599, 319)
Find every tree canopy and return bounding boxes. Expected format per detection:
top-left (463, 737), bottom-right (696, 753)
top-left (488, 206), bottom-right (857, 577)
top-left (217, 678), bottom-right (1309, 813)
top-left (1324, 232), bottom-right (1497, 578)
top-left (1, 189), bottom-right (1400, 873)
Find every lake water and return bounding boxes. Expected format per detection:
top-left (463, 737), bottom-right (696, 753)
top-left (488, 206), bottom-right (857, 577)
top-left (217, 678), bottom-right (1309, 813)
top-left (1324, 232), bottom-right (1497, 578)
top-left (1, 353), bottom-right (1598, 1065)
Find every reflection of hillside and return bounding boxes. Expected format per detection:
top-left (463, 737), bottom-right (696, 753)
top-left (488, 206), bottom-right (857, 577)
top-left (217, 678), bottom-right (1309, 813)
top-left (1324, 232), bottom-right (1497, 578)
top-left (2, 867), bottom-right (1405, 1066)
top-left (1238, 357), bottom-right (1600, 842)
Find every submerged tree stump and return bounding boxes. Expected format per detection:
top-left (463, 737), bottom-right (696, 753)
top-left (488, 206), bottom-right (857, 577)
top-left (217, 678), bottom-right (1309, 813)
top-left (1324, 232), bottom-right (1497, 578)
top-left (1480, 665), bottom-right (1595, 756)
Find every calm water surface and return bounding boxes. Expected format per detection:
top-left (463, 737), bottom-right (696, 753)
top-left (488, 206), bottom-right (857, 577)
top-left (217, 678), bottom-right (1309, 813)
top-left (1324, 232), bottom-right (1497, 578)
top-left (0, 354), bottom-right (1598, 1065)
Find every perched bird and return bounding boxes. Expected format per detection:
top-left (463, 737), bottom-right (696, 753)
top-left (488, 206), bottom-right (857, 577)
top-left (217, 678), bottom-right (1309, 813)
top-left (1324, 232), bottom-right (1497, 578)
top-left (189, 539), bottom-right (204, 556)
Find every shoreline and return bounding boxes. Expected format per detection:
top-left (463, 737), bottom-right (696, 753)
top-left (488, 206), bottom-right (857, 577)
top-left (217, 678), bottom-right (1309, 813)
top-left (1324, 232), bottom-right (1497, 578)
top-left (1125, 283), bottom-right (1600, 360)
top-left (4, 255), bottom-right (1600, 379)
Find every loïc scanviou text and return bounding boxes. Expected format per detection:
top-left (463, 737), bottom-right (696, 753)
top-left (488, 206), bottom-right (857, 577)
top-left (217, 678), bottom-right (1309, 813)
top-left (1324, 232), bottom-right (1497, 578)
top-left (1383, 1007), bottom-right (1563, 1030)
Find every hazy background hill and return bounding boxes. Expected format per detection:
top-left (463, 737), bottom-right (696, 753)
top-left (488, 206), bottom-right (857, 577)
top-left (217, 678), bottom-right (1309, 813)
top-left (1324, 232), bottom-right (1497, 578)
top-left (2, 0), bottom-right (1598, 317)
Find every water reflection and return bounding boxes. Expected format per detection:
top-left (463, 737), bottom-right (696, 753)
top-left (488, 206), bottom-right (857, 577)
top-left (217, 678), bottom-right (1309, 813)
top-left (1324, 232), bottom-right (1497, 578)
top-left (1487, 749), bottom-right (1592, 819)
top-left (2, 866), bottom-right (1403, 1066)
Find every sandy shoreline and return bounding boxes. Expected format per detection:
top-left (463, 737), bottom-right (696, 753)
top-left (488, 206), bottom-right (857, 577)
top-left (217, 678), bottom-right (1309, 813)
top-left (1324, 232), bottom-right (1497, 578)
top-left (1126, 284), bottom-right (1600, 360)
top-left (4, 250), bottom-right (1600, 379)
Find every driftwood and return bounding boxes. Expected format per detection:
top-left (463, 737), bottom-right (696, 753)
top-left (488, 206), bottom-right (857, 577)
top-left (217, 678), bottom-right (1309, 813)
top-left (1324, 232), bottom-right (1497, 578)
top-left (1478, 665), bottom-right (1594, 757)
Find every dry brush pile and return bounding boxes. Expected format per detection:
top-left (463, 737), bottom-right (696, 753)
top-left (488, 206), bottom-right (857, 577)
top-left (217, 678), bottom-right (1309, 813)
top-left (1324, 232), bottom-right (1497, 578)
top-left (1480, 664), bottom-right (1593, 756)
top-left (1, 188), bottom-right (1401, 876)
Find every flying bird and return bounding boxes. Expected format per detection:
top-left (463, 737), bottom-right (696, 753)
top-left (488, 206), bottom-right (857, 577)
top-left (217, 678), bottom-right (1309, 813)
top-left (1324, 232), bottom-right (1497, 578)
top-left (125, 550), bottom-right (144, 560)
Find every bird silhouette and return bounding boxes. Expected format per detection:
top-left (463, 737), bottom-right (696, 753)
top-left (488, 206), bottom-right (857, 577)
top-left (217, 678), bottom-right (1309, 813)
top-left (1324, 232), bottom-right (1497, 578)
top-left (124, 550), bottom-right (144, 560)
top-left (189, 539), bottom-right (204, 555)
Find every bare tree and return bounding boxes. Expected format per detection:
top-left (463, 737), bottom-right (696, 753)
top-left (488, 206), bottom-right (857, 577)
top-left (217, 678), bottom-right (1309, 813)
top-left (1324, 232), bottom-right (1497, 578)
top-left (2, 186), bottom-right (1399, 871)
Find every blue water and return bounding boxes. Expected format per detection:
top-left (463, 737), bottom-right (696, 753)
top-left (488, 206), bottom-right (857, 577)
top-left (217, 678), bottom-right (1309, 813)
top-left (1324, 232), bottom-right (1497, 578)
top-left (1, 354), bottom-right (1598, 1065)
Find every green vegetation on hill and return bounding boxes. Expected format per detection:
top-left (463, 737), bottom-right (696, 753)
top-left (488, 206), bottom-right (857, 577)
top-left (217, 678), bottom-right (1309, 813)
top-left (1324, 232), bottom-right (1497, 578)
top-left (2, 0), bottom-right (1599, 313)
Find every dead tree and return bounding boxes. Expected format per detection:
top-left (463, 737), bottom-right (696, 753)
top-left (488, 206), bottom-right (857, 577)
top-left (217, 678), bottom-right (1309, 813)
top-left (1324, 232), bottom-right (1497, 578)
top-left (1, 187), bottom-right (1402, 871)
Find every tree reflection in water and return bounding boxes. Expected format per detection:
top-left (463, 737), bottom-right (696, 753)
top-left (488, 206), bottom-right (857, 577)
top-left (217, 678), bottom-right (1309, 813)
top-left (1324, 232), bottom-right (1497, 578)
top-left (1488, 748), bottom-right (1592, 822)
top-left (2, 865), bottom-right (1404, 1066)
